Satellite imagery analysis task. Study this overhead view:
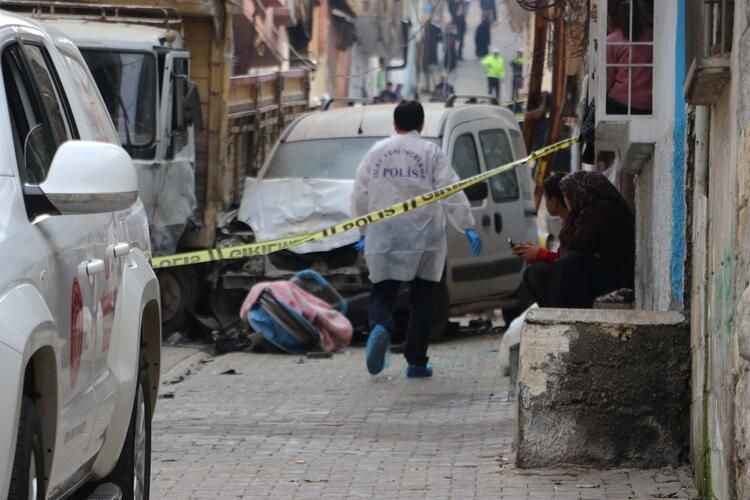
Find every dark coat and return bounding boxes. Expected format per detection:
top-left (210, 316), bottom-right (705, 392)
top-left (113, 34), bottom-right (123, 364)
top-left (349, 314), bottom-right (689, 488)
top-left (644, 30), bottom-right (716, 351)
top-left (475, 20), bottom-right (491, 58)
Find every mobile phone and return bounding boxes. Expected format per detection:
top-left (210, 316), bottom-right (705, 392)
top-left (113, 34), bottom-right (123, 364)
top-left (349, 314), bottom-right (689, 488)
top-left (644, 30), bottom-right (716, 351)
top-left (507, 237), bottom-right (515, 248)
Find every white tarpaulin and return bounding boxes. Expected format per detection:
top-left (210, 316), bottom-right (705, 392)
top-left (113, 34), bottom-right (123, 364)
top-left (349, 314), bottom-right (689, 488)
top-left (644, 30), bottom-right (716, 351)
top-left (239, 177), bottom-right (359, 254)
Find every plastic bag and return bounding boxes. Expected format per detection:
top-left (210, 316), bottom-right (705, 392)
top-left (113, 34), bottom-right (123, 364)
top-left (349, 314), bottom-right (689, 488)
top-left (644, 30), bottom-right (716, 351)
top-left (498, 303), bottom-right (538, 376)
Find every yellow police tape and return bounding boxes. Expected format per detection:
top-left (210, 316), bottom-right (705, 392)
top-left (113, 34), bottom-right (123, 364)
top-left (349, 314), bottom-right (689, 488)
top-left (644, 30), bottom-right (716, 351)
top-left (151, 137), bottom-right (577, 269)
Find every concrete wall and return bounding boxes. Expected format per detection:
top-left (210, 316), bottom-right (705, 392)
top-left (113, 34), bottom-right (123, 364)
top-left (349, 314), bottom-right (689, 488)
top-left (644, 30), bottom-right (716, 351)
top-left (615, 0), bottom-right (683, 313)
top-left (688, 1), bottom-right (750, 498)
top-left (516, 309), bottom-right (690, 469)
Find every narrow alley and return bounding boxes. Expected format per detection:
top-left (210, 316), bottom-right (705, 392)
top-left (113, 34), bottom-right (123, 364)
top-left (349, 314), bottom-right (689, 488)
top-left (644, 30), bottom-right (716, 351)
top-left (152, 337), bottom-right (697, 499)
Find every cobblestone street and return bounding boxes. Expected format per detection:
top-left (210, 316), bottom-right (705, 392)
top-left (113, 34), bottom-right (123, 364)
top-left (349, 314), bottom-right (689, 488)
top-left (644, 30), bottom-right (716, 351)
top-left (152, 334), bottom-right (697, 499)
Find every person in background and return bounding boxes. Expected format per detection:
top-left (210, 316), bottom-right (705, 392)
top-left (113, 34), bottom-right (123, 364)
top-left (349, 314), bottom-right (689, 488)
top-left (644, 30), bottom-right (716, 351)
top-left (351, 101), bottom-right (482, 378)
top-left (606, 0), bottom-right (654, 114)
top-left (431, 76), bottom-right (455, 102)
top-left (394, 83), bottom-right (403, 101)
top-left (448, 0), bottom-right (468, 60)
top-left (511, 50), bottom-right (525, 103)
top-left (512, 172), bottom-right (568, 264)
top-left (475, 12), bottom-right (491, 58)
top-left (481, 48), bottom-right (505, 101)
top-left (444, 23), bottom-right (459, 73)
top-left (528, 171), bottom-right (635, 308)
top-left (481, 0), bottom-right (497, 22)
top-left (378, 81), bottom-right (398, 103)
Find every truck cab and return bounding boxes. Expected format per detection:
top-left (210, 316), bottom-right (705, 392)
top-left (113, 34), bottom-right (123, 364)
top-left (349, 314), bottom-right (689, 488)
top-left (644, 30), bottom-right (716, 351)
top-left (37, 16), bottom-right (198, 257)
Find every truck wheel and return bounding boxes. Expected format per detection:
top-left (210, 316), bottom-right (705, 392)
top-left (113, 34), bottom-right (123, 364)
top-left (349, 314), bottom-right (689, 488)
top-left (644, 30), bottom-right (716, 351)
top-left (108, 359), bottom-right (151, 500)
top-left (8, 397), bottom-right (44, 500)
top-left (158, 267), bottom-right (198, 337)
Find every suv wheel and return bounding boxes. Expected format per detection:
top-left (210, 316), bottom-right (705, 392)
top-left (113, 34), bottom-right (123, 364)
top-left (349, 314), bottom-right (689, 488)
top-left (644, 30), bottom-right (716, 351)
top-left (108, 356), bottom-right (151, 500)
top-left (8, 397), bottom-right (44, 500)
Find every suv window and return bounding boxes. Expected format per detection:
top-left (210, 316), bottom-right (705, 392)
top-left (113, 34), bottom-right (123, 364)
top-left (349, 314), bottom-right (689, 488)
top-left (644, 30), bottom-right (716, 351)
top-left (479, 129), bottom-right (519, 202)
top-left (23, 44), bottom-right (71, 145)
top-left (452, 133), bottom-right (480, 179)
top-left (62, 53), bottom-right (118, 144)
top-left (2, 43), bottom-right (72, 184)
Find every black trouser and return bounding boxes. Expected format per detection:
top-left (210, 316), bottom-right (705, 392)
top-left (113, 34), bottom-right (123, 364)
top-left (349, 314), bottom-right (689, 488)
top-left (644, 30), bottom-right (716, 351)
top-left (488, 77), bottom-right (501, 100)
top-left (369, 279), bottom-right (437, 367)
top-left (503, 252), bottom-right (624, 323)
top-left (456, 16), bottom-right (466, 59)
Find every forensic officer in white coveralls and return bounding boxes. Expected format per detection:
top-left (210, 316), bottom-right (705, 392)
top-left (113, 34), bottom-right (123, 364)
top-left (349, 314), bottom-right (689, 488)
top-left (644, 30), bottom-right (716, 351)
top-left (351, 101), bottom-right (482, 378)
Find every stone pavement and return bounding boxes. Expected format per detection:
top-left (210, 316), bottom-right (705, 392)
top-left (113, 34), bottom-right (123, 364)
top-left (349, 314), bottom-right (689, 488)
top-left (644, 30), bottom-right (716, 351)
top-left (151, 333), bottom-right (698, 499)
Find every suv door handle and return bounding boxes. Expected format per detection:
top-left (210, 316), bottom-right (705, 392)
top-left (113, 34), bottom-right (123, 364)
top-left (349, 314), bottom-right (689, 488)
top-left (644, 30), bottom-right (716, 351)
top-left (85, 259), bottom-right (105, 277)
top-left (111, 242), bottom-right (131, 258)
top-left (494, 213), bottom-right (503, 233)
top-left (481, 215), bottom-right (491, 228)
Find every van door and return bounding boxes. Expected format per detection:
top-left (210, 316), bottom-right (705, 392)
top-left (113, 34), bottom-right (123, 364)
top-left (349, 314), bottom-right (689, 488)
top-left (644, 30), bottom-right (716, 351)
top-left (445, 122), bottom-right (522, 304)
top-left (157, 50), bottom-right (191, 160)
top-left (476, 123), bottom-right (528, 292)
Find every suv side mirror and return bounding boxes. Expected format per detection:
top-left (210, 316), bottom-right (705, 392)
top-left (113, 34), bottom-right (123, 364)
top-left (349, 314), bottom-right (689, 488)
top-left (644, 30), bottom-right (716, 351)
top-left (36, 141), bottom-right (137, 215)
top-left (464, 181), bottom-right (489, 202)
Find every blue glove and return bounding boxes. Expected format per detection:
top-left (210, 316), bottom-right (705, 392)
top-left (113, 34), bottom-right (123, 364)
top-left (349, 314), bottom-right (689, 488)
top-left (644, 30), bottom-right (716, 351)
top-left (354, 235), bottom-right (365, 253)
top-left (465, 229), bottom-right (482, 257)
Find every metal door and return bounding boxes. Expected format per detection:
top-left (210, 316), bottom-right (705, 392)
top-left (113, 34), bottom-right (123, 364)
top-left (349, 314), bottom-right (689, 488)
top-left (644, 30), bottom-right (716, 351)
top-left (445, 121), bottom-right (523, 304)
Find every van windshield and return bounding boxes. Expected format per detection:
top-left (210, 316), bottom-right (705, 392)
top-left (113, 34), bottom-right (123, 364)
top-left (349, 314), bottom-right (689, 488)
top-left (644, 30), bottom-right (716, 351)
top-left (80, 50), bottom-right (157, 153)
top-left (265, 138), bottom-right (385, 179)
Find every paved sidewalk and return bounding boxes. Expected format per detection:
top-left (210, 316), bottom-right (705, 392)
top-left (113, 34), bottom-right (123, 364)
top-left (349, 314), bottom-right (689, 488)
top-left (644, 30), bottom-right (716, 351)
top-left (151, 334), bottom-right (697, 499)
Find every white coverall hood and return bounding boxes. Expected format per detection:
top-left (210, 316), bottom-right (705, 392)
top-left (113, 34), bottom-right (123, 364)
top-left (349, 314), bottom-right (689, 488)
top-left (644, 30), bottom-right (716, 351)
top-left (351, 132), bottom-right (475, 283)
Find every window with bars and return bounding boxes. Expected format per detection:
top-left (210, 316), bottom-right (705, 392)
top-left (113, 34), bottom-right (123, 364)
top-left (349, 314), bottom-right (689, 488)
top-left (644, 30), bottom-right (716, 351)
top-left (604, 0), bottom-right (654, 116)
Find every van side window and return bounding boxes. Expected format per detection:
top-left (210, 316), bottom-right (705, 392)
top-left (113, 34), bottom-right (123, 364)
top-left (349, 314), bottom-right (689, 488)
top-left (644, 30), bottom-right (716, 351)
top-left (2, 44), bottom-right (68, 184)
top-left (509, 129), bottom-right (533, 203)
top-left (452, 133), bottom-right (481, 179)
top-left (479, 129), bottom-right (519, 202)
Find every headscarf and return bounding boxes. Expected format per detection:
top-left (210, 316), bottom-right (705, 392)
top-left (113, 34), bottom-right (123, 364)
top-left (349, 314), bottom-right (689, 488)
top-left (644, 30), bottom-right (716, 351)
top-left (558, 171), bottom-right (635, 281)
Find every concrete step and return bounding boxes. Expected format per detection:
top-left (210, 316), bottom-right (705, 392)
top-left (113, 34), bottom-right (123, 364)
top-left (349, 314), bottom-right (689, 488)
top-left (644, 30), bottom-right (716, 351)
top-left (85, 483), bottom-right (122, 500)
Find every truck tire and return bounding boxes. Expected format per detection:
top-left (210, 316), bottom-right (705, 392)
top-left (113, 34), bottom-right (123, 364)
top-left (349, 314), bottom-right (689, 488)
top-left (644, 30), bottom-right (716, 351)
top-left (8, 397), bottom-right (44, 500)
top-left (158, 267), bottom-right (198, 337)
top-left (108, 357), bottom-right (152, 500)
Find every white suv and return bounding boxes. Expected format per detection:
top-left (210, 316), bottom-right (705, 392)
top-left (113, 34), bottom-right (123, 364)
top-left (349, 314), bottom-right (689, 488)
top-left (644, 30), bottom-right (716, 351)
top-left (0, 12), bottom-right (160, 500)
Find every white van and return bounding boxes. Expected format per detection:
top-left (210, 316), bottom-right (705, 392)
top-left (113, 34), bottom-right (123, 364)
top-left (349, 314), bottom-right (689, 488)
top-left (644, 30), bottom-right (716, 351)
top-left (237, 98), bottom-right (537, 335)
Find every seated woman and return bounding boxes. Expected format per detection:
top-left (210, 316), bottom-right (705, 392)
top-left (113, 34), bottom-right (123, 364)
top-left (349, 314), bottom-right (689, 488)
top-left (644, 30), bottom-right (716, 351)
top-left (529, 171), bottom-right (635, 308)
top-left (504, 171), bottom-right (635, 321)
top-left (513, 172), bottom-right (569, 264)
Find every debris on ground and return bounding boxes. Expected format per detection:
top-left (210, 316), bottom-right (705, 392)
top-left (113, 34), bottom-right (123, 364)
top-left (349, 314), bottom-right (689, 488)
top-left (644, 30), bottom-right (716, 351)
top-left (165, 332), bottom-right (189, 346)
top-left (219, 369), bottom-right (239, 375)
top-left (240, 270), bottom-right (352, 355)
top-left (212, 321), bottom-right (252, 355)
top-left (306, 351), bottom-right (334, 359)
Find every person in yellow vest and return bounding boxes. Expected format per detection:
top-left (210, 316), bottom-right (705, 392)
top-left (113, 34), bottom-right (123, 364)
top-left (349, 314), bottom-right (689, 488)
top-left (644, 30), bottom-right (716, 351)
top-left (511, 50), bottom-right (525, 103)
top-left (481, 48), bottom-right (505, 101)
